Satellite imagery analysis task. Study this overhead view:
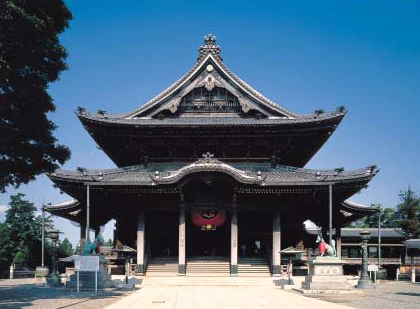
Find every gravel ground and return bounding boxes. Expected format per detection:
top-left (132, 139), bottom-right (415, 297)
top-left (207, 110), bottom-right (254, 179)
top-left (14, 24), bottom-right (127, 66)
top-left (306, 282), bottom-right (420, 309)
top-left (0, 279), bottom-right (133, 309)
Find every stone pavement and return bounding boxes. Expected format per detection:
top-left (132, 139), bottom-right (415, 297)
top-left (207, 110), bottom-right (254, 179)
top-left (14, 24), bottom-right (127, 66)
top-left (103, 285), bottom-right (355, 309)
top-left (0, 279), bottom-right (132, 309)
top-left (307, 281), bottom-right (420, 309)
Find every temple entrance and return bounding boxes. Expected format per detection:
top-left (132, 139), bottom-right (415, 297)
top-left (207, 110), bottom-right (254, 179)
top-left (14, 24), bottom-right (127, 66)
top-left (186, 211), bottom-right (230, 258)
top-left (145, 211), bottom-right (179, 258)
top-left (238, 212), bottom-right (271, 259)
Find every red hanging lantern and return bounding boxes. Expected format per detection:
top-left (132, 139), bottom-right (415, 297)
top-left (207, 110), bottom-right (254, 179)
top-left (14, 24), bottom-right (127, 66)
top-left (190, 209), bottom-right (226, 229)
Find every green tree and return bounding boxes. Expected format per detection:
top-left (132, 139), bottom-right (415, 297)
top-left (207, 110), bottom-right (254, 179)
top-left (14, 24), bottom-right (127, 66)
top-left (396, 187), bottom-right (420, 237)
top-left (0, 0), bottom-right (73, 192)
top-left (0, 222), bottom-right (12, 276)
top-left (358, 207), bottom-right (400, 228)
top-left (58, 237), bottom-right (73, 258)
top-left (4, 193), bottom-right (41, 267)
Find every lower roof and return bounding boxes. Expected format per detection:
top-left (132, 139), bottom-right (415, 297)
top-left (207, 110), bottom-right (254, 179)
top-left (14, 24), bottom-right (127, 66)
top-left (48, 159), bottom-right (378, 187)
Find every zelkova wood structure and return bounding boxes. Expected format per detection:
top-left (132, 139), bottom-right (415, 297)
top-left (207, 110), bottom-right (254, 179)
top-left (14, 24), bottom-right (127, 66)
top-left (46, 34), bottom-right (378, 275)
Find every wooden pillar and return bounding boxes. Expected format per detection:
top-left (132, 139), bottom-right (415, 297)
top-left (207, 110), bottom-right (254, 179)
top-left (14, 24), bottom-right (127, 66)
top-left (336, 227), bottom-right (342, 258)
top-left (272, 211), bottom-right (281, 275)
top-left (94, 227), bottom-right (100, 239)
top-left (137, 211), bottom-right (145, 274)
top-left (230, 208), bottom-right (238, 275)
top-left (86, 185), bottom-right (90, 243)
top-left (80, 223), bottom-right (86, 253)
top-left (114, 218), bottom-right (123, 248)
top-left (329, 184), bottom-right (333, 246)
top-left (178, 207), bottom-right (186, 275)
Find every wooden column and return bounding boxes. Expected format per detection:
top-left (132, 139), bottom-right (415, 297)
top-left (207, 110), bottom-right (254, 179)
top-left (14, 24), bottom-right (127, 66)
top-left (94, 227), bottom-right (100, 239)
top-left (178, 207), bottom-right (186, 275)
top-left (329, 184), bottom-right (333, 246)
top-left (86, 185), bottom-right (90, 243)
top-left (80, 223), bottom-right (86, 254)
top-left (137, 211), bottom-right (145, 274)
top-left (272, 211), bottom-right (281, 275)
top-left (230, 208), bottom-right (238, 275)
top-left (336, 227), bottom-right (342, 258)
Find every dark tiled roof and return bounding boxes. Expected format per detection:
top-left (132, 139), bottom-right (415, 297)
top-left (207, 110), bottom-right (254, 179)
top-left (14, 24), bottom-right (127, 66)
top-left (340, 228), bottom-right (405, 238)
top-left (77, 110), bottom-right (344, 127)
top-left (125, 53), bottom-right (298, 118)
top-left (48, 161), bottom-right (378, 186)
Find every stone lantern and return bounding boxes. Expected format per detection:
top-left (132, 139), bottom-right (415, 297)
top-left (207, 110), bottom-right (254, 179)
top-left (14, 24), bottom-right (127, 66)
top-left (47, 229), bottom-right (62, 287)
top-left (356, 230), bottom-right (374, 289)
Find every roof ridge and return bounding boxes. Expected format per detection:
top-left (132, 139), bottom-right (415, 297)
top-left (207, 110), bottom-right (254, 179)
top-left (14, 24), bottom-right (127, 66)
top-left (124, 35), bottom-right (303, 119)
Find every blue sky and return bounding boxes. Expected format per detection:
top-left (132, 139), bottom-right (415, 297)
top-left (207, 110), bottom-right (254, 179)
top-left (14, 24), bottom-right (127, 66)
top-left (1, 0), bottom-right (419, 246)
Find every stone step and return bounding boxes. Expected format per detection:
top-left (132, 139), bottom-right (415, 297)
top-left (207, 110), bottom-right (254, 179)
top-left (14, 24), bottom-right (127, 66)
top-left (142, 276), bottom-right (276, 286)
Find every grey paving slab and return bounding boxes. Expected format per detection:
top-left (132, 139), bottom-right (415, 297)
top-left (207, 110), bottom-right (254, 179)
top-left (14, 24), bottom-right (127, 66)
top-left (305, 282), bottom-right (420, 309)
top-left (0, 279), bottom-right (132, 309)
top-left (102, 285), bottom-right (355, 309)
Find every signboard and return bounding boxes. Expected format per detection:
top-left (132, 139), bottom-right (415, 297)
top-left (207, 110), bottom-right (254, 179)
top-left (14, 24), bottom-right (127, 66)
top-left (75, 256), bottom-right (99, 272)
top-left (368, 264), bottom-right (379, 272)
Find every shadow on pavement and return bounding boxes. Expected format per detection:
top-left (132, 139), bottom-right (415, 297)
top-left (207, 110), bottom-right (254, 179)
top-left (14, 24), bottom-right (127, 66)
top-left (394, 292), bottom-right (420, 297)
top-left (0, 281), bottom-right (133, 309)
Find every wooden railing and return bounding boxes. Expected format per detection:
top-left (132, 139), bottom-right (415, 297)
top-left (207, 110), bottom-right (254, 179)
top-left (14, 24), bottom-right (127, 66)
top-left (341, 257), bottom-right (402, 265)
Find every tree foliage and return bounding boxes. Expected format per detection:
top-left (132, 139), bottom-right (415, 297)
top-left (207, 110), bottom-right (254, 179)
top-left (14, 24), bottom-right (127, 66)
top-left (0, 193), bottom-right (74, 275)
top-left (0, 0), bottom-right (73, 192)
top-left (4, 193), bottom-right (41, 267)
top-left (396, 187), bottom-right (420, 237)
top-left (59, 237), bottom-right (73, 258)
top-left (349, 188), bottom-right (420, 237)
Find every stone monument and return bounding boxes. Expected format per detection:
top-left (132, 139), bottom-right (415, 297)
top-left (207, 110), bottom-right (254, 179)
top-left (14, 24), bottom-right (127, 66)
top-left (297, 235), bottom-right (356, 294)
top-left (65, 234), bottom-right (112, 290)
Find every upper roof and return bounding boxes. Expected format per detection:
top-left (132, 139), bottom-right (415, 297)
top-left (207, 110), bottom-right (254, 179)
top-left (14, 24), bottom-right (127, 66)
top-left (76, 34), bottom-right (346, 124)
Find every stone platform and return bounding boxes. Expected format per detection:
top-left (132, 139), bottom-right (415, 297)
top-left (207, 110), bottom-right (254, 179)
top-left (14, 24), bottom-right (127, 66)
top-left (299, 257), bottom-right (358, 294)
top-left (64, 255), bottom-right (112, 290)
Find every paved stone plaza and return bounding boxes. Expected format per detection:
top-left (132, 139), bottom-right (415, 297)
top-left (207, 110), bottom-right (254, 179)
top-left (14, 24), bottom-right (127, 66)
top-left (0, 279), bottom-right (419, 309)
top-left (0, 279), bottom-right (132, 309)
top-left (307, 282), bottom-right (420, 309)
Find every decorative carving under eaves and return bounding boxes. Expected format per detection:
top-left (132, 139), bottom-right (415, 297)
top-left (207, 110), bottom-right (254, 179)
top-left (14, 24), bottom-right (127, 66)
top-left (150, 154), bottom-right (264, 185)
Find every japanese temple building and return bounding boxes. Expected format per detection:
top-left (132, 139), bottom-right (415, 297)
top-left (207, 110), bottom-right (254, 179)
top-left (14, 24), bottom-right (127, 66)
top-left (46, 34), bottom-right (378, 276)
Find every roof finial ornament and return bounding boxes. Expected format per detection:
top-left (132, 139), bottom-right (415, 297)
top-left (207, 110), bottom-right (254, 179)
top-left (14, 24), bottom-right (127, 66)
top-left (204, 33), bottom-right (216, 46)
top-left (198, 33), bottom-right (222, 62)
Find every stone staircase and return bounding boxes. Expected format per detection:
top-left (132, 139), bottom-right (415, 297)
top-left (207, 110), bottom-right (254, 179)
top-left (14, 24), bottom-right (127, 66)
top-left (186, 257), bottom-right (230, 277)
top-left (142, 276), bottom-right (276, 286)
top-left (238, 257), bottom-right (271, 276)
top-left (146, 257), bottom-right (178, 276)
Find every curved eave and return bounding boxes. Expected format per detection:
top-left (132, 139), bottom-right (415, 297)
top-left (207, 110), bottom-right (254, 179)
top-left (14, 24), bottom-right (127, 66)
top-left (341, 200), bottom-right (378, 215)
top-left (47, 163), bottom-right (378, 188)
top-left (76, 110), bottom-right (345, 129)
top-left (44, 200), bottom-right (83, 223)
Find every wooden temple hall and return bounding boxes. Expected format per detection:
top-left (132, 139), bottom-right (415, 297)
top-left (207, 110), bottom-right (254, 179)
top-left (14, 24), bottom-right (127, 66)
top-left (46, 34), bottom-right (378, 276)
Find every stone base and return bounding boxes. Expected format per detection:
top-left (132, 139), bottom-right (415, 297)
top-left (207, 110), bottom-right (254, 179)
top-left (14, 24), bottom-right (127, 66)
top-left (272, 265), bottom-right (281, 275)
top-left (293, 288), bottom-right (363, 295)
top-left (65, 271), bottom-right (111, 289)
top-left (178, 264), bottom-right (186, 275)
top-left (136, 264), bottom-right (144, 275)
top-left (47, 275), bottom-right (62, 287)
top-left (301, 257), bottom-right (353, 291)
top-left (64, 255), bottom-right (111, 290)
top-left (356, 279), bottom-right (375, 289)
top-left (230, 265), bottom-right (238, 275)
top-left (302, 282), bottom-right (352, 290)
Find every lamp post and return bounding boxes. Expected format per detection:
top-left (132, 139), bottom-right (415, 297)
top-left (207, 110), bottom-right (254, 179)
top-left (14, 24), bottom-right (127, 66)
top-left (371, 204), bottom-right (382, 268)
top-left (356, 230), bottom-right (374, 289)
top-left (47, 229), bottom-right (62, 287)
